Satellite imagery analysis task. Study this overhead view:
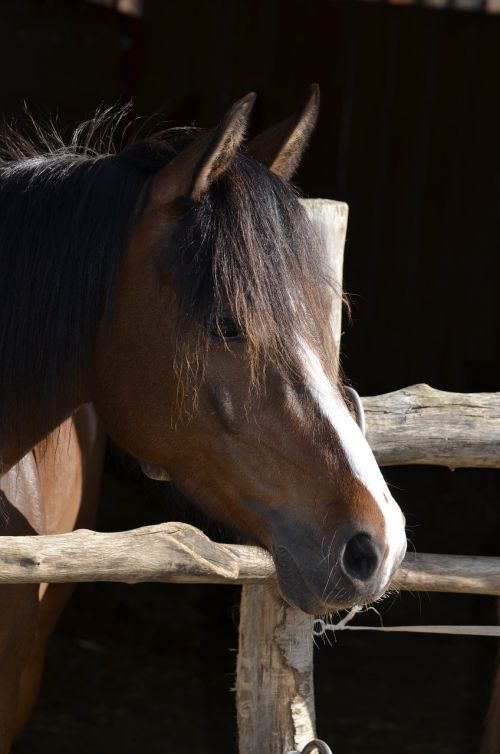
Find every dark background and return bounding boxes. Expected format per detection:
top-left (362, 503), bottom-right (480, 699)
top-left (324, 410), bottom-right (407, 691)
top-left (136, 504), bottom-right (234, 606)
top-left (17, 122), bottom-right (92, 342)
top-left (3, 1), bottom-right (500, 752)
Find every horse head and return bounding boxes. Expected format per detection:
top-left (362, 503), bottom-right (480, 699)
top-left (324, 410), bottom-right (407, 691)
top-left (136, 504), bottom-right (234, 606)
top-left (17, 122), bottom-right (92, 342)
top-left (91, 87), bottom-right (406, 614)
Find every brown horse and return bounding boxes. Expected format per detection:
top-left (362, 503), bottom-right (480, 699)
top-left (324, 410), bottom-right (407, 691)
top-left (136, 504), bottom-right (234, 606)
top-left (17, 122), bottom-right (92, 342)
top-left (0, 86), bottom-right (406, 752)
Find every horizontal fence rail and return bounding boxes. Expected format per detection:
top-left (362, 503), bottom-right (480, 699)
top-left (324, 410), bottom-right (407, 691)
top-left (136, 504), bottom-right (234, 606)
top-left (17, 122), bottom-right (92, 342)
top-left (1, 383), bottom-right (498, 597)
top-left (1, 521), bottom-right (500, 596)
top-left (364, 384), bottom-right (500, 468)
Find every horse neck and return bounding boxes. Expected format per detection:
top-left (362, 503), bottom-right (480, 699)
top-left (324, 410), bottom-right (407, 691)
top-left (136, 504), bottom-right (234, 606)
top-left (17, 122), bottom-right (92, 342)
top-left (0, 151), bottom-right (132, 472)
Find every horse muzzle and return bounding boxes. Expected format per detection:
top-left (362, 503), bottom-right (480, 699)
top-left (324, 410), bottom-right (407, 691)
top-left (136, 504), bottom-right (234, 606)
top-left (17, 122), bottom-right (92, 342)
top-left (272, 529), bottom-right (406, 614)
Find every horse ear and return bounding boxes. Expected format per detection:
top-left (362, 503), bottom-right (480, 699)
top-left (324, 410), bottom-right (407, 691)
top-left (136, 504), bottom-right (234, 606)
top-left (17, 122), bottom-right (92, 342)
top-left (150, 93), bottom-right (256, 206)
top-left (247, 84), bottom-right (320, 180)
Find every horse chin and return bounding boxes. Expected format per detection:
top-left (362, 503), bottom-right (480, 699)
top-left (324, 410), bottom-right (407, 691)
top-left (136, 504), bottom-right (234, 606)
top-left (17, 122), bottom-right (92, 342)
top-left (140, 462), bottom-right (171, 482)
top-left (278, 581), bottom-right (330, 615)
top-left (272, 546), bottom-right (333, 614)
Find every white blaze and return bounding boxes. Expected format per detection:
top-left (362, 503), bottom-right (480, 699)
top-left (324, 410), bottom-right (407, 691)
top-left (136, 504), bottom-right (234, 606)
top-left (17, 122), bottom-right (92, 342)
top-left (299, 343), bottom-right (406, 584)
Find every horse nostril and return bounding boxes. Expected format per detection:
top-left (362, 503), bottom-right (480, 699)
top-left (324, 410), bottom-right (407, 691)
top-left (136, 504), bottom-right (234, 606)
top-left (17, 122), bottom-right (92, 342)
top-left (342, 533), bottom-right (382, 582)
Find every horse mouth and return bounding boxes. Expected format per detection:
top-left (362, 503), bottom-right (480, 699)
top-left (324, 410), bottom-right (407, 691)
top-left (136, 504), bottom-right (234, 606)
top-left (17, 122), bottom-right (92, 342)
top-left (272, 546), bottom-right (336, 614)
top-left (272, 545), bottom-right (377, 614)
top-left (139, 462), bottom-right (171, 481)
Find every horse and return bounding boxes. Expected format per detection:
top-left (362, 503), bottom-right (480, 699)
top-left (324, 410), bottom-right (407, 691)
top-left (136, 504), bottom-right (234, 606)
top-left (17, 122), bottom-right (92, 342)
top-left (0, 85), bottom-right (407, 752)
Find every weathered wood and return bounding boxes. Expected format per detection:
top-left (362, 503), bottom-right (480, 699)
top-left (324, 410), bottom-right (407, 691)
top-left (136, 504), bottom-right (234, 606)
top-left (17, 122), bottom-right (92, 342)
top-left (395, 552), bottom-right (500, 596)
top-left (363, 383), bottom-right (500, 468)
top-left (302, 198), bottom-right (348, 361)
top-left (235, 198), bottom-right (348, 754)
top-left (1, 523), bottom-right (500, 596)
top-left (236, 584), bottom-right (315, 754)
top-left (0, 522), bottom-right (273, 585)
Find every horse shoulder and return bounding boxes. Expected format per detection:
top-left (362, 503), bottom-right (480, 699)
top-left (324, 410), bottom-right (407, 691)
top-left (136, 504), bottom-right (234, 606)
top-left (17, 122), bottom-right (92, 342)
top-left (0, 405), bottom-right (106, 751)
top-left (33, 403), bottom-right (105, 536)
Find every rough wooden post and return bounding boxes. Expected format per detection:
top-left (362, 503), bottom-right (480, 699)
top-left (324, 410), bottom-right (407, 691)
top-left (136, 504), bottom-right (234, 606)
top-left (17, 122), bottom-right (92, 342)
top-left (237, 584), bottom-right (316, 754)
top-left (302, 198), bottom-right (347, 375)
top-left (236, 199), bottom-right (348, 754)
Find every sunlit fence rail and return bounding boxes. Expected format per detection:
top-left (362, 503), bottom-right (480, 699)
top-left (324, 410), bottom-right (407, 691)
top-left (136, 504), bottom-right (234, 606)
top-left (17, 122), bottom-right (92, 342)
top-left (1, 515), bottom-right (500, 596)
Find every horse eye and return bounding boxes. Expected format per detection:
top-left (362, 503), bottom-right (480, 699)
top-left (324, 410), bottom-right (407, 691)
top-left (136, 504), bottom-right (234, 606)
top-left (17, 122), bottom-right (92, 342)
top-left (210, 316), bottom-right (242, 342)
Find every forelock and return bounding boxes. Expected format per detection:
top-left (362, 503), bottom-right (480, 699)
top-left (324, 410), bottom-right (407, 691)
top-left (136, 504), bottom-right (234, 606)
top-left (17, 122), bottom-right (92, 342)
top-left (163, 150), bottom-right (336, 388)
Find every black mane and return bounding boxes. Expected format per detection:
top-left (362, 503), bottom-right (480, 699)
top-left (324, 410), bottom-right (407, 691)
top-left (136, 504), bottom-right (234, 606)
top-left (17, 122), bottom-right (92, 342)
top-left (168, 152), bottom-right (332, 390)
top-left (0, 110), bottom-right (333, 455)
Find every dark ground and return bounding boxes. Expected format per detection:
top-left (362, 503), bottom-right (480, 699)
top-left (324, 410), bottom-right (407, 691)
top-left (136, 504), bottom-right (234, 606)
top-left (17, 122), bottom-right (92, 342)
top-left (12, 459), bottom-right (500, 754)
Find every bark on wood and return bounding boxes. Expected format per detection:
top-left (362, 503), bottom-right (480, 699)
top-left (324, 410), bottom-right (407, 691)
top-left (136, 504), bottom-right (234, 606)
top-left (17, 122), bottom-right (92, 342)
top-left (0, 522), bottom-right (272, 585)
top-left (395, 552), bottom-right (500, 596)
top-left (236, 198), bottom-right (348, 754)
top-left (363, 383), bottom-right (500, 468)
top-left (1, 522), bottom-right (500, 596)
top-left (301, 199), bottom-right (348, 359)
top-left (236, 584), bottom-right (315, 754)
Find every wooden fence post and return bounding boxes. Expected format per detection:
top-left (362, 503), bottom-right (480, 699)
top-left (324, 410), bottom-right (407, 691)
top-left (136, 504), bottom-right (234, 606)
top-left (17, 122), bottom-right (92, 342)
top-left (237, 584), bottom-right (316, 754)
top-left (236, 199), bottom-right (348, 754)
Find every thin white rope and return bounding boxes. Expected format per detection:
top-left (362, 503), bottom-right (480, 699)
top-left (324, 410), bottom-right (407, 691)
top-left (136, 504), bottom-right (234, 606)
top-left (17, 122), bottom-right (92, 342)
top-left (315, 619), bottom-right (500, 638)
top-left (314, 609), bottom-right (500, 638)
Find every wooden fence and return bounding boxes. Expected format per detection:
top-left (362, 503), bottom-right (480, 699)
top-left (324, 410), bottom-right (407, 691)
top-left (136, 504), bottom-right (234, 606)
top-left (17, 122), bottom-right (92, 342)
top-left (1, 200), bottom-right (499, 754)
